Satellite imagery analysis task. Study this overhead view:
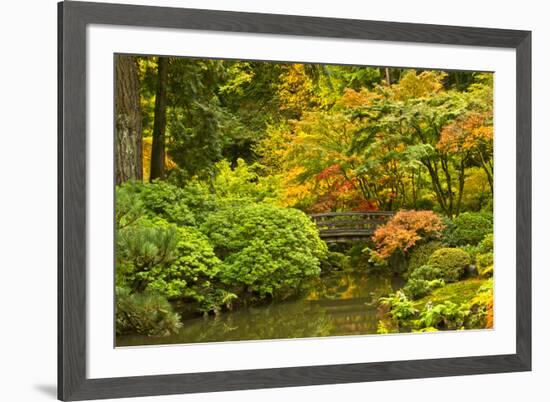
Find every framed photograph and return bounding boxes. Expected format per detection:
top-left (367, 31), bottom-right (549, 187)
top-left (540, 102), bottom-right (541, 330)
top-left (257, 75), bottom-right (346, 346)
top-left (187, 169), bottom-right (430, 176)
top-left (58, 1), bottom-right (531, 400)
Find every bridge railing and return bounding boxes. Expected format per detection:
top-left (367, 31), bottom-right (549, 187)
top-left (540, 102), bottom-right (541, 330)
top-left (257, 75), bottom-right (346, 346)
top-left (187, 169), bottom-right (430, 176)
top-left (309, 211), bottom-right (394, 242)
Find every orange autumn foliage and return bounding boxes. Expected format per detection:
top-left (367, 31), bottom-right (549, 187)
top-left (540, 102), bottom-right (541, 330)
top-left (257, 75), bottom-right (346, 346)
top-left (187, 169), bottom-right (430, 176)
top-left (372, 210), bottom-right (445, 260)
top-left (438, 112), bottom-right (493, 154)
top-left (352, 199), bottom-right (379, 212)
top-left (338, 88), bottom-right (381, 108)
top-left (315, 164), bottom-right (342, 182)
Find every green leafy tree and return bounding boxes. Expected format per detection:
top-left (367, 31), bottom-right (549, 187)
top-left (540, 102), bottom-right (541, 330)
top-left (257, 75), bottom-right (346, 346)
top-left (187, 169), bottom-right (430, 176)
top-left (347, 70), bottom-right (493, 216)
top-left (211, 159), bottom-right (282, 205)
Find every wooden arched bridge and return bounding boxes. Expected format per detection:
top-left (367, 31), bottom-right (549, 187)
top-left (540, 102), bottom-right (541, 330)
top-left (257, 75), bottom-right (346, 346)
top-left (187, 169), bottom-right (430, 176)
top-left (309, 211), bottom-right (394, 243)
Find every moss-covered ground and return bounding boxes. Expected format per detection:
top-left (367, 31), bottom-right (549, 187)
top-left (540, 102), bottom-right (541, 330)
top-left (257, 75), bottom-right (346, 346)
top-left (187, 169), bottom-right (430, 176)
top-left (413, 278), bottom-right (489, 309)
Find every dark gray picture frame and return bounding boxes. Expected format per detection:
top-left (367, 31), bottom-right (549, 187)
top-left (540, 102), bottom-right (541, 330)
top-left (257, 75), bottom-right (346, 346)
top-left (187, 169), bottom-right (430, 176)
top-left (58, 1), bottom-right (532, 400)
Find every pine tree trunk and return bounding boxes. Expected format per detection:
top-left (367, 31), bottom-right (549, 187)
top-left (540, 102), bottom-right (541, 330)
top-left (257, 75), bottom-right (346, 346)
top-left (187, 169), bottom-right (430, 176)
top-left (115, 55), bottom-right (142, 184)
top-left (115, 55), bottom-right (143, 185)
top-left (150, 57), bottom-right (169, 182)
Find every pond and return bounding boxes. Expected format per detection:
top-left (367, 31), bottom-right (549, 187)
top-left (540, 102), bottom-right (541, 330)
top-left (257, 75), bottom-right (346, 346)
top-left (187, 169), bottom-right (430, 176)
top-left (116, 270), bottom-right (404, 347)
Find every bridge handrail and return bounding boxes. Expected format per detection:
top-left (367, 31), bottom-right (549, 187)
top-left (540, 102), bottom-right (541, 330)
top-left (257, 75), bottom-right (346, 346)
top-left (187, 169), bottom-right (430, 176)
top-left (308, 211), bottom-right (394, 243)
top-left (309, 211), bottom-right (394, 219)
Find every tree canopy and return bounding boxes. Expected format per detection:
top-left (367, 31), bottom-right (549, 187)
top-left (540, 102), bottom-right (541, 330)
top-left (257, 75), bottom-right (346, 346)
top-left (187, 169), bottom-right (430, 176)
top-left (115, 57), bottom-right (493, 218)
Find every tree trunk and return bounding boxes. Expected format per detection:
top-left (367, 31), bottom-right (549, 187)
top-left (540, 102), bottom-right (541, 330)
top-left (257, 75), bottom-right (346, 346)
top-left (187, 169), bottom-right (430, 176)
top-left (422, 159), bottom-right (451, 217)
top-left (115, 55), bottom-right (142, 184)
top-left (411, 170), bottom-right (417, 208)
top-left (150, 57), bottom-right (169, 181)
top-left (478, 151), bottom-right (494, 194)
top-left (440, 155), bottom-right (455, 216)
top-left (455, 157), bottom-right (466, 216)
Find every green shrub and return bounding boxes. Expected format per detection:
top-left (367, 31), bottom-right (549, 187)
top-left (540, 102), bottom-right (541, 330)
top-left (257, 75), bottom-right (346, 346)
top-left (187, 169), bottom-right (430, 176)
top-left (143, 226), bottom-right (223, 300)
top-left (458, 244), bottom-right (477, 264)
top-left (201, 203), bottom-right (327, 299)
top-left (407, 241), bottom-right (442, 275)
top-left (116, 184), bottom-right (145, 229)
top-left (417, 301), bottom-right (470, 330)
top-left (466, 296), bottom-right (491, 328)
top-left (175, 182), bottom-right (219, 224)
top-left (412, 279), bottom-right (493, 330)
top-left (477, 252), bottom-right (493, 269)
top-left (409, 264), bottom-right (444, 281)
top-left (403, 278), bottom-right (445, 299)
top-left (379, 291), bottom-right (418, 321)
top-left (474, 233), bottom-right (493, 277)
top-left (116, 218), bottom-right (229, 312)
top-left (459, 234), bottom-right (493, 269)
top-left (427, 248), bottom-right (471, 282)
top-left (115, 287), bottom-right (182, 336)
top-left (116, 217), bottom-right (179, 292)
top-left (445, 212), bottom-right (493, 246)
top-left (467, 278), bottom-right (494, 328)
top-left (477, 233), bottom-right (493, 254)
top-left (117, 180), bottom-right (196, 226)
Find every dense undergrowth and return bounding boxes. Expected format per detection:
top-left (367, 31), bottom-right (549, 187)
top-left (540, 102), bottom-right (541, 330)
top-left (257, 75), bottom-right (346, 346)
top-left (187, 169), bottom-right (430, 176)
top-left (115, 178), bottom-right (494, 337)
top-left (115, 178), bottom-right (329, 336)
top-left (373, 211), bottom-right (494, 333)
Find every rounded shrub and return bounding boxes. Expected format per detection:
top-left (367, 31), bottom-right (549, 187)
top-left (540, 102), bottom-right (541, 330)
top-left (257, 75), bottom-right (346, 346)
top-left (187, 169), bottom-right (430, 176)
top-left (144, 226), bottom-right (223, 300)
top-left (403, 278), bottom-right (445, 300)
top-left (409, 264), bottom-right (444, 281)
top-left (427, 247), bottom-right (471, 282)
top-left (200, 203), bottom-right (328, 299)
top-left (407, 241), bottom-right (442, 275)
top-left (445, 212), bottom-right (493, 246)
top-left (115, 287), bottom-right (182, 336)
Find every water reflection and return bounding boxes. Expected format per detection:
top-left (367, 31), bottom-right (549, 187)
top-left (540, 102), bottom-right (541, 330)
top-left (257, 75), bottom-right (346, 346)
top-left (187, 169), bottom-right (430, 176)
top-left (116, 271), bottom-right (398, 346)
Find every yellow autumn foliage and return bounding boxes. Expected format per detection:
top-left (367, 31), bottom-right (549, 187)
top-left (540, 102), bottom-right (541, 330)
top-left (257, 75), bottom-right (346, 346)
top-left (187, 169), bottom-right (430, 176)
top-left (141, 137), bottom-right (177, 182)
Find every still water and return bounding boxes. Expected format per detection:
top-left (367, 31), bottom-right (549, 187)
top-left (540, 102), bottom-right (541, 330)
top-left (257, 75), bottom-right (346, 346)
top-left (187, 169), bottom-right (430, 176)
top-left (116, 271), bottom-right (403, 347)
